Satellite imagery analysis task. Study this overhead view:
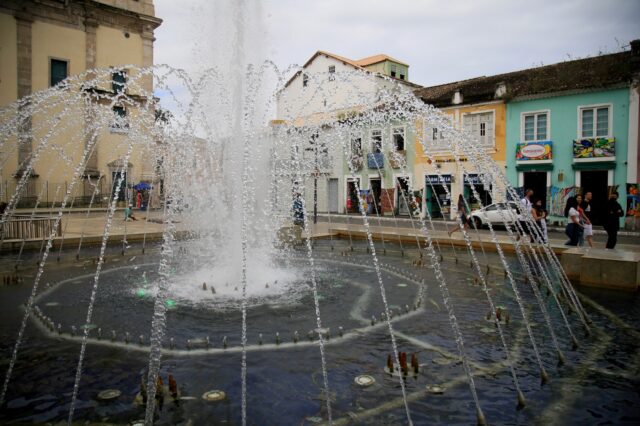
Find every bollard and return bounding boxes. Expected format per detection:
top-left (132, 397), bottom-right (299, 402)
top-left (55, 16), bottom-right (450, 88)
top-left (125, 332), bottom-right (130, 344)
top-left (97, 328), bottom-right (102, 340)
top-left (139, 335), bottom-right (144, 345)
top-left (338, 326), bottom-right (343, 337)
top-left (111, 330), bottom-right (116, 341)
top-left (293, 331), bottom-right (299, 343)
top-left (187, 339), bottom-right (191, 350)
top-left (222, 336), bottom-right (228, 349)
top-left (275, 332), bottom-right (281, 345)
top-left (258, 333), bottom-right (263, 345)
top-left (169, 337), bottom-right (175, 349)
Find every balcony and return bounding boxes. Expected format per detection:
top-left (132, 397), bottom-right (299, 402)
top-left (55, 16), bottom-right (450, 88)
top-left (367, 152), bottom-right (384, 169)
top-left (388, 150), bottom-right (406, 169)
top-left (348, 154), bottom-right (364, 172)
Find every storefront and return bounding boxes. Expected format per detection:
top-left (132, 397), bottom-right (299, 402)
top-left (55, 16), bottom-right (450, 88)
top-left (463, 173), bottom-right (492, 210)
top-left (515, 140), bottom-right (553, 207)
top-left (345, 177), bottom-right (361, 213)
top-left (573, 137), bottom-right (617, 225)
top-left (424, 174), bottom-right (451, 219)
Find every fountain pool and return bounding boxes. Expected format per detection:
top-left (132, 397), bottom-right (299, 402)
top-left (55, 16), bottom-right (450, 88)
top-left (0, 240), bottom-right (638, 425)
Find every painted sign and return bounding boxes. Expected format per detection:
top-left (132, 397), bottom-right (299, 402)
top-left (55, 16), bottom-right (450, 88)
top-left (573, 137), bottom-right (615, 158)
top-left (516, 141), bottom-right (552, 161)
top-left (549, 186), bottom-right (576, 217)
top-left (426, 174), bottom-right (452, 185)
top-left (463, 174), bottom-right (490, 185)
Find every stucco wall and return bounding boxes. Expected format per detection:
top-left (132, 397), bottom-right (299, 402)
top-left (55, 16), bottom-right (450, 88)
top-left (505, 88), bottom-right (630, 205)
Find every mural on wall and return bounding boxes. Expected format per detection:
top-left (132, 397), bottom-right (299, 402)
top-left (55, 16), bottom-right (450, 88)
top-left (516, 141), bottom-right (552, 161)
top-left (549, 186), bottom-right (577, 217)
top-left (573, 137), bottom-right (616, 158)
top-left (625, 184), bottom-right (639, 230)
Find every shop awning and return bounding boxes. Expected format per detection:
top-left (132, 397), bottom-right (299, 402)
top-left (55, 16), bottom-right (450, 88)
top-left (515, 163), bottom-right (554, 172)
top-left (572, 162), bottom-right (616, 170)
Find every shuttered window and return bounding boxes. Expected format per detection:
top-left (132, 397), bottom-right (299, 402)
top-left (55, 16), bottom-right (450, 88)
top-left (50, 59), bottom-right (68, 87)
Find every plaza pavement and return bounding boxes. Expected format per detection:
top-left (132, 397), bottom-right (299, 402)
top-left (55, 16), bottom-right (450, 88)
top-left (2, 208), bottom-right (639, 255)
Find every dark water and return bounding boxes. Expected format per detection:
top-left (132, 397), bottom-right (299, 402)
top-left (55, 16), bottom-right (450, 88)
top-left (0, 240), bottom-right (638, 425)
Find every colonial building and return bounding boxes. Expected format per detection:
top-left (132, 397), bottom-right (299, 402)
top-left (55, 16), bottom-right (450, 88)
top-left (274, 51), bottom-right (421, 216)
top-left (413, 78), bottom-right (508, 219)
top-left (502, 45), bottom-right (640, 225)
top-left (0, 0), bottom-right (162, 206)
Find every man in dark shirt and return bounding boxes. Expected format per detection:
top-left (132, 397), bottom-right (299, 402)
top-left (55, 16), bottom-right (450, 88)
top-left (581, 191), bottom-right (593, 222)
top-left (603, 192), bottom-right (624, 249)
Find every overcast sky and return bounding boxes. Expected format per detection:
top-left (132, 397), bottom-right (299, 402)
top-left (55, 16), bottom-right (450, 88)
top-left (154, 0), bottom-right (640, 87)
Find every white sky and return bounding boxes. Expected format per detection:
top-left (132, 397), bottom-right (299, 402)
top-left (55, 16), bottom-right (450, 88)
top-left (154, 0), bottom-right (640, 87)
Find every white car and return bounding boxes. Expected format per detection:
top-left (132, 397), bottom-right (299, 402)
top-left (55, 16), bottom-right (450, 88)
top-left (469, 202), bottom-right (521, 228)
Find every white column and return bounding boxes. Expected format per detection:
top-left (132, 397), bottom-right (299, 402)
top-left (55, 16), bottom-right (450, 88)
top-left (627, 86), bottom-right (639, 183)
top-left (574, 170), bottom-right (581, 187)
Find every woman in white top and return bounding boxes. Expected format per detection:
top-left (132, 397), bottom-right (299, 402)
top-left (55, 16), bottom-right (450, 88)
top-left (564, 196), bottom-right (584, 246)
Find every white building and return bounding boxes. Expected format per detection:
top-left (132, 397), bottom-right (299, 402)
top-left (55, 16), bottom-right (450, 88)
top-left (273, 51), bottom-right (421, 218)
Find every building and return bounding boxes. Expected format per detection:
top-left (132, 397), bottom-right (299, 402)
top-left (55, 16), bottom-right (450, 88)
top-left (502, 46), bottom-right (640, 225)
top-left (0, 0), bottom-right (162, 207)
top-left (274, 51), bottom-right (421, 216)
top-left (413, 78), bottom-right (508, 219)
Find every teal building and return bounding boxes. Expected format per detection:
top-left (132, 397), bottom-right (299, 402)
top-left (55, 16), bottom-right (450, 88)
top-left (503, 50), bottom-right (639, 225)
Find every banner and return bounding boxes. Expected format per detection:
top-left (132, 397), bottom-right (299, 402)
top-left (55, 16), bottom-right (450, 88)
top-left (573, 137), bottom-right (615, 158)
top-left (516, 141), bottom-right (552, 161)
top-left (549, 186), bottom-right (576, 217)
top-left (625, 183), bottom-right (640, 230)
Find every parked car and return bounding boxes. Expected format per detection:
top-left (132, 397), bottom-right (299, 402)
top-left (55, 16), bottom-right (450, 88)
top-left (469, 201), bottom-right (521, 228)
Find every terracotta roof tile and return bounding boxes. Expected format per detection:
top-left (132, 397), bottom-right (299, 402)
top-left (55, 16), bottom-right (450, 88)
top-left (415, 50), bottom-right (639, 107)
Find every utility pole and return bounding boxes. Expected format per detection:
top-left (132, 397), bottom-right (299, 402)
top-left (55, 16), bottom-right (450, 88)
top-left (313, 136), bottom-right (318, 224)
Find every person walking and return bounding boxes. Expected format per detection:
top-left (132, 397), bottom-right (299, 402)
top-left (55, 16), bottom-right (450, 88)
top-left (576, 194), bottom-right (586, 246)
top-left (564, 196), bottom-right (583, 246)
top-left (448, 194), bottom-right (470, 236)
top-left (603, 191), bottom-right (624, 249)
top-left (517, 189), bottom-right (533, 240)
top-left (576, 193), bottom-right (594, 248)
top-left (531, 199), bottom-right (547, 242)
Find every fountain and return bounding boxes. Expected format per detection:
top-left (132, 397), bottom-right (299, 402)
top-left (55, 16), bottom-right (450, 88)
top-left (0, 2), bottom-right (639, 426)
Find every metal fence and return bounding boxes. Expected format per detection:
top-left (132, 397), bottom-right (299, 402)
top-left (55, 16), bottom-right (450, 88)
top-left (0, 215), bottom-right (61, 240)
top-left (1, 179), bottom-right (109, 208)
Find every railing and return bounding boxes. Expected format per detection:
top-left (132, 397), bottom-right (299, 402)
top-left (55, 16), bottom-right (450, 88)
top-left (0, 215), bottom-right (62, 240)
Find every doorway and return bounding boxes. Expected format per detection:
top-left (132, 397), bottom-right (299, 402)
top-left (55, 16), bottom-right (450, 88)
top-left (328, 178), bottom-right (339, 213)
top-left (396, 176), bottom-right (411, 216)
top-left (111, 171), bottom-right (127, 202)
top-left (346, 178), bottom-right (360, 213)
top-left (425, 175), bottom-right (451, 219)
top-left (580, 170), bottom-right (608, 226)
top-left (369, 177), bottom-right (382, 215)
top-left (523, 171), bottom-right (547, 207)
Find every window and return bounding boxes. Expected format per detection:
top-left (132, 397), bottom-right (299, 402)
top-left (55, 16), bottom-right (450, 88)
top-left (392, 127), bottom-right (405, 151)
top-left (112, 70), bottom-right (127, 93)
top-left (371, 129), bottom-right (382, 153)
top-left (351, 137), bottom-right (362, 156)
top-left (463, 111), bottom-right (495, 147)
top-left (580, 105), bottom-right (610, 138)
top-left (390, 64), bottom-right (397, 78)
top-left (302, 73), bottom-right (309, 87)
top-left (328, 65), bottom-right (335, 81)
top-left (522, 111), bottom-right (548, 142)
top-left (112, 106), bottom-right (128, 130)
top-left (432, 128), bottom-right (439, 140)
top-left (50, 59), bottom-right (68, 87)
top-left (399, 73), bottom-right (405, 80)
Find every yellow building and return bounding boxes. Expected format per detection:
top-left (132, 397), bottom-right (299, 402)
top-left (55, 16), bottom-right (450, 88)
top-left (413, 79), bottom-right (508, 219)
top-left (0, 0), bottom-right (161, 207)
